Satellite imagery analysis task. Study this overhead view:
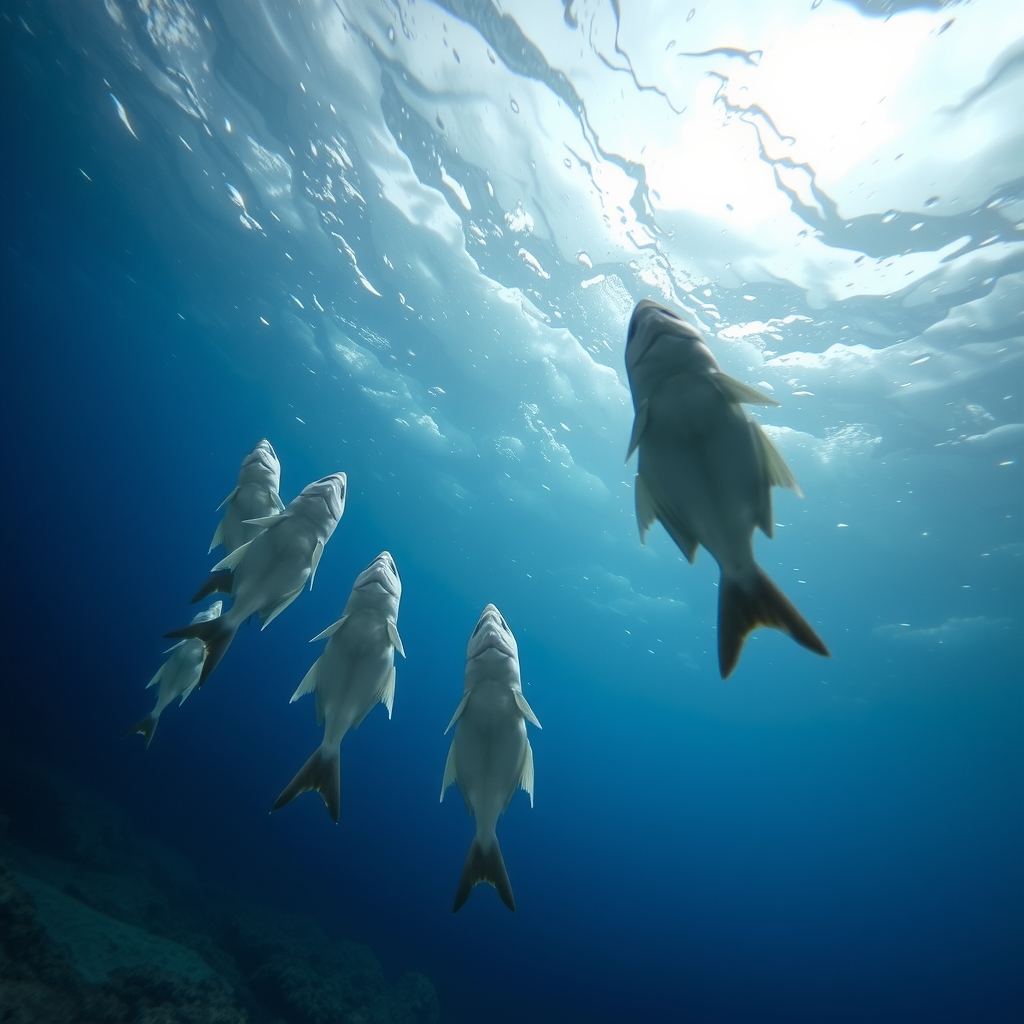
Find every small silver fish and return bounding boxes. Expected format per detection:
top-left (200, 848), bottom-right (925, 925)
top-left (272, 552), bottom-right (405, 822)
top-left (441, 604), bottom-right (541, 913)
top-left (624, 299), bottom-right (829, 677)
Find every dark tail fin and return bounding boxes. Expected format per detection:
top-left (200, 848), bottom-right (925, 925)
top-left (453, 837), bottom-right (515, 913)
top-left (164, 616), bottom-right (236, 685)
top-left (124, 714), bottom-right (157, 749)
top-left (718, 566), bottom-right (830, 679)
top-left (190, 570), bottom-right (233, 604)
top-left (270, 747), bottom-right (341, 823)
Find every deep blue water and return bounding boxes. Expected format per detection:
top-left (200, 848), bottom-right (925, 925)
top-left (2, 2), bottom-right (1023, 1022)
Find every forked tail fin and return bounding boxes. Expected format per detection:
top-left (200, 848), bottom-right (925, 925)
top-left (124, 714), bottom-right (157, 748)
top-left (718, 566), bottom-right (830, 679)
top-left (164, 616), bottom-right (236, 685)
top-left (270, 746), bottom-right (341, 823)
top-left (453, 836), bottom-right (515, 913)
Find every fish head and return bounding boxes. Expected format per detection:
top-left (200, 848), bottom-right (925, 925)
top-left (353, 550), bottom-right (402, 600)
top-left (293, 472), bottom-right (347, 533)
top-left (466, 603), bottom-right (519, 666)
top-left (625, 299), bottom-right (718, 403)
top-left (239, 439), bottom-right (281, 488)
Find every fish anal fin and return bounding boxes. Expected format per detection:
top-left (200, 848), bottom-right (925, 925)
top-left (753, 421), bottom-right (802, 497)
top-left (242, 513), bottom-right (289, 528)
top-left (519, 741), bottom-right (535, 808)
top-left (453, 838), bottom-right (515, 914)
top-left (626, 399), bottom-right (649, 462)
top-left (634, 473), bottom-right (657, 545)
top-left (271, 746), bottom-right (341, 823)
top-left (259, 586), bottom-right (304, 629)
top-left (310, 615), bottom-right (348, 643)
top-left (718, 567), bottom-right (830, 679)
top-left (639, 476), bottom-right (698, 563)
top-left (212, 539), bottom-right (253, 573)
top-left (444, 690), bottom-right (471, 735)
top-left (145, 665), bottom-right (164, 690)
top-left (440, 739), bottom-right (457, 801)
top-left (271, 489), bottom-right (286, 512)
top-left (379, 665), bottom-right (396, 719)
top-left (387, 619), bottom-right (405, 658)
top-left (712, 372), bottom-right (781, 406)
top-left (309, 539), bottom-right (324, 590)
top-left (513, 690), bottom-right (542, 729)
top-left (290, 659), bottom-right (320, 703)
top-left (208, 520), bottom-right (225, 554)
top-left (190, 570), bottom-right (233, 605)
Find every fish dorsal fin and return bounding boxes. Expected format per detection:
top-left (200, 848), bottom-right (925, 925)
top-left (216, 486), bottom-right (240, 512)
top-left (310, 615), bottom-right (348, 643)
top-left (290, 658), bottom-right (320, 703)
top-left (308, 539), bottom-right (324, 590)
top-left (514, 690), bottom-right (542, 730)
top-left (242, 513), bottom-right (289, 528)
top-left (387, 620), bottom-right (406, 658)
top-left (270, 489), bottom-right (286, 512)
top-left (440, 739), bottom-right (458, 802)
top-left (145, 665), bottom-right (165, 689)
top-left (211, 538), bottom-right (253, 573)
top-left (753, 422), bottom-right (803, 497)
top-left (444, 690), bottom-right (472, 735)
top-left (517, 741), bottom-right (536, 809)
top-left (378, 665), bottom-right (396, 719)
top-left (259, 585), bottom-right (304, 629)
top-left (711, 372), bottom-right (781, 406)
top-left (625, 399), bottom-right (649, 462)
top-left (634, 473), bottom-right (657, 545)
top-left (208, 519), bottom-right (225, 554)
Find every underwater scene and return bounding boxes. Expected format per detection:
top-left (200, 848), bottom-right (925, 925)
top-left (1, 0), bottom-right (1022, 1021)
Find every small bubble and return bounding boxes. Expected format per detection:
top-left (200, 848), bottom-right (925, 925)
top-left (388, 25), bottom-right (395, 42)
top-left (881, 210), bottom-right (897, 224)
top-left (924, 195), bottom-right (940, 207)
top-left (687, 8), bottom-right (695, 20)
top-left (510, 97), bottom-right (520, 114)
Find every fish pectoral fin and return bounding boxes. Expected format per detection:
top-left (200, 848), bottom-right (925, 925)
top-left (634, 473), bottom-right (657, 545)
top-left (290, 658), bottom-right (320, 703)
top-left (377, 666), bottom-right (396, 719)
top-left (440, 739), bottom-right (458, 802)
top-left (753, 421), bottom-right (803, 497)
top-left (259, 586), bottom-right (304, 629)
top-left (309, 615), bottom-right (348, 643)
top-left (444, 691), bottom-right (471, 735)
top-left (242, 512), bottom-right (290, 528)
top-left (208, 519), bottom-right (225, 554)
top-left (387, 620), bottom-right (406, 658)
top-left (179, 678), bottom-right (200, 704)
top-left (625, 399), bottom-right (649, 462)
top-left (711, 372), bottom-right (781, 406)
top-left (514, 690), bottom-right (542, 730)
top-left (211, 539), bottom-right (253, 573)
top-left (519, 741), bottom-right (535, 809)
top-left (270, 489), bottom-right (286, 512)
top-left (216, 486), bottom-right (240, 512)
top-left (308, 539), bottom-right (324, 590)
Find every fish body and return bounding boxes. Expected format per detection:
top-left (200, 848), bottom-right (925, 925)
top-left (167, 472), bottom-right (347, 684)
top-left (272, 552), bottom-right (405, 822)
top-left (210, 439), bottom-right (284, 554)
top-left (624, 299), bottom-right (829, 677)
top-left (127, 601), bottom-right (222, 747)
top-left (441, 604), bottom-right (541, 913)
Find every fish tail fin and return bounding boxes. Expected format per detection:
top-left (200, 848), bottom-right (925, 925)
top-left (453, 836), bottom-right (515, 913)
top-left (163, 616), bottom-right (236, 685)
top-left (124, 714), bottom-right (157, 748)
top-left (190, 570), bottom-right (233, 604)
top-left (270, 746), bottom-right (341, 823)
top-left (718, 566), bottom-right (830, 678)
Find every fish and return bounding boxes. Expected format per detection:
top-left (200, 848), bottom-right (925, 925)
top-left (441, 604), bottom-right (541, 913)
top-left (126, 601), bottom-right (223, 748)
top-left (624, 298), bottom-right (830, 678)
top-left (166, 472), bottom-right (347, 685)
top-left (271, 551), bottom-right (405, 823)
top-left (209, 439), bottom-right (285, 554)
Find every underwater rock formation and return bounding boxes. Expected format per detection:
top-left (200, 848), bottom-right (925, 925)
top-left (0, 767), bottom-right (439, 1024)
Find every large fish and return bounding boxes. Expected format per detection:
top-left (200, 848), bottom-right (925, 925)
top-left (126, 601), bottom-right (223, 748)
top-left (271, 551), bottom-right (405, 823)
top-left (209, 439), bottom-right (285, 554)
top-left (441, 604), bottom-right (541, 913)
top-left (624, 298), bottom-right (829, 678)
top-left (166, 473), bottom-right (347, 684)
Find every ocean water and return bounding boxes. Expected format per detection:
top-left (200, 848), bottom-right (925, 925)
top-left (1, 1), bottom-right (1022, 1022)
